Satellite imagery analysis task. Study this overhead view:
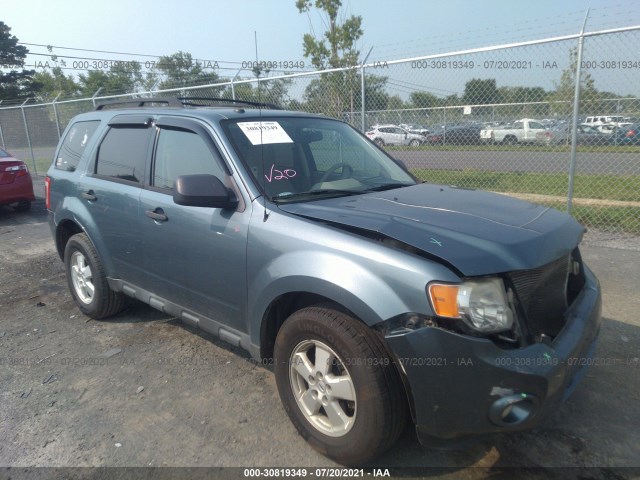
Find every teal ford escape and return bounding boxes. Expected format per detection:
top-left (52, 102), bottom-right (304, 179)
top-left (46, 98), bottom-right (601, 465)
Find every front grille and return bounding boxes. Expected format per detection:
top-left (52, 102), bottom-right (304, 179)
top-left (508, 252), bottom-right (580, 339)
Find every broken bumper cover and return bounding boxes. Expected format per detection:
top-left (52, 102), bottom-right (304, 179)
top-left (383, 266), bottom-right (602, 445)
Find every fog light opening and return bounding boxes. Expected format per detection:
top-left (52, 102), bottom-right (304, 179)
top-left (489, 394), bottom-right (539, 427)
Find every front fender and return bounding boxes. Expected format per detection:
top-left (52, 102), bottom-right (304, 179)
top-left (248, 250), bottom-right (416, 346)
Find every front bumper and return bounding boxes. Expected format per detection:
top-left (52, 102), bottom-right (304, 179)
top-left (384, 266), bottom-right (602, 445)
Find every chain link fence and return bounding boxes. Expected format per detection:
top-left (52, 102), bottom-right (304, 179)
top-left (1, 24), bottom-right (639, 233)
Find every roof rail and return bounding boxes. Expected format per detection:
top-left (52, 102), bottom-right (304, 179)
top-left (94, 96), bottom-right (282, 111)
top-left (177, 97), bottom-right (282, 110)
top-left (95, 97), bottom-right (183, 110)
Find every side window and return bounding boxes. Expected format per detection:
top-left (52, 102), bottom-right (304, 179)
top-left (55, 120), bottom-right (100, 171)
top-left (529, 122), bottom-right (544, 130)
top-left (95, 126), bottom-right (149, 183)
top-left (153, 127), bottom-right (226, 190)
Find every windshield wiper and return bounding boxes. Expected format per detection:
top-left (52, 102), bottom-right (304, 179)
top-left (363, 183), bottom-right (413, 192)
top-left (272, 189), bottom-right (362, 202)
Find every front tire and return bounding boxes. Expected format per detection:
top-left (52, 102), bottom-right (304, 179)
top-left (64, 233), bottom-right (125, 319)
top-left (409, 139), bottom-right (420, 147)
top-left (274, 306), bottom-right (407, 465)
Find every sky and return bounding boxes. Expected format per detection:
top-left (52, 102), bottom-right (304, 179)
top-left (3, 0), bottom-right (640, 100)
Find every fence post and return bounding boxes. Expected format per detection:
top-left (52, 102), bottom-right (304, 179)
top-left (91, 88), bottom-right (103, 108)
top-left (360, 47), bottom-right (373, 132)
top-left (567, 9), bottom-right (590, 214)
top-left (20, 99), bottom-right (38, 176)
top-left (52, 93), bottom-right (62, 139)
top-left (231, 68), bottom-right (242, 100)
top-left (443, 108), bottom-right (447, 144)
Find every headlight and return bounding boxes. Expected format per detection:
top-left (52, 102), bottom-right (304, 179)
top-left (428, 278), bottom-right (514, 333)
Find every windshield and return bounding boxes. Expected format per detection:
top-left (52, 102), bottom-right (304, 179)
top-left (222, 117), bottom-right (416, 202)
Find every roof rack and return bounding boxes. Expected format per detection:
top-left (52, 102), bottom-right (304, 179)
top-left (94, 96), bottom-right (282, 111)
top-left (95, 97), bottom-right (183, 110)
top-left (177, 97), bottom-right (282, 110)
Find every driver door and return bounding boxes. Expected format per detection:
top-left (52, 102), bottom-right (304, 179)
top-left (137, 116), bottom-right (249, 332)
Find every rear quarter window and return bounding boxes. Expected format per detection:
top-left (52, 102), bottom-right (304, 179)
top-left (55, 121), bottom-right (100, 171)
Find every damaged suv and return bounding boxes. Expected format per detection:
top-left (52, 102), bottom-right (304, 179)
top-left (46, 98), bottom-right (601, 465)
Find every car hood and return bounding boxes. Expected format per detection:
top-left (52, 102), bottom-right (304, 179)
top-left (277, 183), bottom-right (584, 276)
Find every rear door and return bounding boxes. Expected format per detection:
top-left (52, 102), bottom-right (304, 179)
top-left (137, 116), bottom-right (249, 331)
top-left (81, 115), bottom-right (153, 283)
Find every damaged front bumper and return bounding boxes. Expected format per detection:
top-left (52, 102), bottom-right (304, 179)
top-left (383, 266), bottom-right (602, 445)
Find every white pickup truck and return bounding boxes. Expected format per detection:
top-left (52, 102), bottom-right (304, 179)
top-left (480, 118), bottom-right (547, 144)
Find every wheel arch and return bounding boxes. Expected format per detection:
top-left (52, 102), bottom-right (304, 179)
top-left (53, 210), bottom-right (115, 276)
top-left (55, 219), bottom-right (84, 260)
top-left (257, 285), bottom-right (380, 361)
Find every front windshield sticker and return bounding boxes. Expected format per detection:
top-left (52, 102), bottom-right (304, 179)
top-left (237, 121), bottom-right (294, 145)
top-left (265, 164), bottom-right (297, 183)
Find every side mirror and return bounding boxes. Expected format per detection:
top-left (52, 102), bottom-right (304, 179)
top-left (173, 174), bottom-right (238, 209)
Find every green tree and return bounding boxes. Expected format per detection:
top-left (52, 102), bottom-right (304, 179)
top-left (296, 0), bottom-right (365, 118)
top-left (155, 51), bottom-right (223, 94)
top-left (32, 67), bottom-right (80, 101)
top-left (229, 76), bottom-right (292, 107)
top-left (548, 47), bottom-right (598, 117)
top-left (462, 78), bottom-right (499, 105)
top-left (0, 21), bottom-right (40, 100)
top-left (295, 0), bottom-right (362, 69)
top-left (78, 60), bottom-right (145, 97)
top-left (410, 91), bottom-right (440, 109)
top-left (496, 86), bottom-right (548, 118)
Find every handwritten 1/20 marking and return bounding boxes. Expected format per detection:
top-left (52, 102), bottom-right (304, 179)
top-left (265, 164), bottom-right (297, 183)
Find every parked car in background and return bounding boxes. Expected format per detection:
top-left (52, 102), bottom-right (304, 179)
top-left (400, 124), bottom-right (430, 136)
top-left (480, 118), bottom-right (547, 144)
top-left (535, 124), bottom-right (610, 146)
top-left (610, 123), bottom-right (640, 145)
top-left (593, 124), bottom-right (618, 135)
top-left (584, 115), bottom-right (627, 127)
top-left (0, 148), bottom-right (36, 212)
top-left (365, 124), bottom-right (424, 146)
top-left (425, 123), bottom-right (483, 145)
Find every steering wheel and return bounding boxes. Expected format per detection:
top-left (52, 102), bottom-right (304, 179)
top-left (319, 163), bottom-right (353, 183)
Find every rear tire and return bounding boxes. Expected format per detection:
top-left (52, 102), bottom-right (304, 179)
top-left (374, 138), bottom-right (385, 147)
top-left (274, 306), bottom-right (407, 465)
top-left (64, 233), bottom-right (125, 319)
top-left (503, 135), bottom-right (518, 145)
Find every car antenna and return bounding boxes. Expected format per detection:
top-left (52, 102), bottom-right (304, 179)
top-left (255, 31), bottom-right (269, 222)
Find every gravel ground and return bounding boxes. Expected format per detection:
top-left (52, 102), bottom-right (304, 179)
top-left (0, 184), bottom-right (638, 480)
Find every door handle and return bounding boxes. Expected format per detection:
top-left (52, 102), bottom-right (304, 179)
top-left (145, 208), bottom-right (168, 222)
top-left (81, 190), bottom-right (97, 201)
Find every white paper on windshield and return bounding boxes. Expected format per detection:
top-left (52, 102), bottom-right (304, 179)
top-left (237, 121), bottom-right (293, 145)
